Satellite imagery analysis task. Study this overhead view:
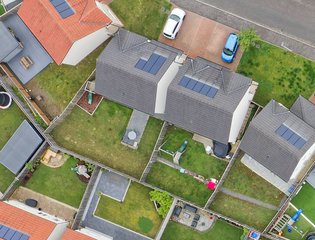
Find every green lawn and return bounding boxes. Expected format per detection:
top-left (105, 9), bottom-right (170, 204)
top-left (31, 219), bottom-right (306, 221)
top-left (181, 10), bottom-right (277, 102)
top-left (0, 102), bottom-right (26, 192)
top-left (109, 0), bottom-right (171, 40)
top-left (161, 220), bottom-right (243, 240)
top-left (160, 126), bottom-right (227, 179)
top-left (210, 192), bottom-right (277, 231)
top-left (26, 156), bottom-right (87, 208)
top-left (0, 102), bottom-right (26, 148)
top-left (0, 4), bottom-right (5, 15)
top-left (292, 183), bottom-right (315, 223)
top-left (95, 182), bottom-right (162, 238)
top-left (29, 42), bottom-right (107, 118)
top-left (147, 162), bottom-right (212, 206)
top-left (237, 41), bottom-right (315, 107)
top-left (280, 205), bottom-right (315, 240)
top-left (223, 154), bottom-right (284, 206)
top-left (51, 100), bottom-right (162, 179)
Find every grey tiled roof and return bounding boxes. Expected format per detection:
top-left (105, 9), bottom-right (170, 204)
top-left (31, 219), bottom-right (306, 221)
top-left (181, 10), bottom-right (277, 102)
top-left (165, 57), bottom-right (252, 143)
top-left (290, 95), bottom-right (315, 129)
top-left (0, 21), bottom-right (21, 62)
top-left (95, 28), bottom-right (182, 115)
top-left (240, 100), bottom-right (315, 182)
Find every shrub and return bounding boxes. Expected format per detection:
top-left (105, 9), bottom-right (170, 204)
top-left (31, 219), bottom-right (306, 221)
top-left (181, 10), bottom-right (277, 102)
top-left (149, 190), bottom-right (173, 218)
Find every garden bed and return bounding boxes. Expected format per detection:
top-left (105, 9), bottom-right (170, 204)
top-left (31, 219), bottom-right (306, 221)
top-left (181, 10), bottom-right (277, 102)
top-left (146, 162), bottom-right (212, 206)
top-left (95, 182), bottom-right (162, 238)
top-left (51, 100), bottom-right (162, 179)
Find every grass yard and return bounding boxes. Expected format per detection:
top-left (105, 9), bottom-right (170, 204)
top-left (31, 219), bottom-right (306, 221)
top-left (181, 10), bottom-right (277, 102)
top-left (26, 156), bottom-right (87, 208)
top-left (109, 0), bottom-right (171, 40)
top-left (161, 220), bottom-right (243, 240)
top-left (160, 126), bottom-right (227, 179)
top-left (0, 164), bottom-right (15, 193)
top-left (95, 182), bottom-right (162, 238)
top-left (0, 102), bottom-right (26, 148)
top-left (51, 100), bottom-right (162, 179)
top-left (147, 162), bottom-right (212, 206)
top-left (292, 183), bottom-right (315, 223)
top-left (280, 205), bottom-right (315, 240)
top-left (28, 42), bottom-right (107, 118)
top-left (237, 41), bottom-right (315, 107)
top-left (223, 154), bottom-right (284, 206)
top-left (210, 192), bottom-right (277, 231)
top-left (0, 4), bottom-right (5, 15)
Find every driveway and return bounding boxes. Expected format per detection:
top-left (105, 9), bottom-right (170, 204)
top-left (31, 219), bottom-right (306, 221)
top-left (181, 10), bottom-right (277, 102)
top-left (159, 10), bottom-right (241, 71)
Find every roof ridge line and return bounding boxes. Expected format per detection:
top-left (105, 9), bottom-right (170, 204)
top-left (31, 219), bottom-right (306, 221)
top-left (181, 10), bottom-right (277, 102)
top-left (271, 100), bottom-right (290, 116)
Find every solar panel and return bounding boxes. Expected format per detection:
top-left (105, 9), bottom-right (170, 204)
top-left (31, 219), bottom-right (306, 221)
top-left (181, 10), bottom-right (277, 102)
top-left (149, 56), bottom-right (166, 75)
top-left (135, 59), bottom-right (146, 70)
top-left (294, 138), bottom-right (307, 149)
top-left (50, 0), bottom-right (74, 19)
top-left (275, 124), bottom-right (307, 149)
top-left (134, 53), bottom-right (167, 75)
top-left (0, 224), bottom-right (29, 240)
top-left (178, 76), bottom-right (218, 98)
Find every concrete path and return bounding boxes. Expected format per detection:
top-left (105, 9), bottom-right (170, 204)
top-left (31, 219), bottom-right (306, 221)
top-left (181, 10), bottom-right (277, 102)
top-left (221, 187), bottom-right (278, 210)
top-left (11, 187), bottom-right (77, 223)
top-left (171, 0), bottom-right (315, 62)
top-left (122, 110), bottom-right (149, 148)
top-left (82, 171), bottom-right (150, 240)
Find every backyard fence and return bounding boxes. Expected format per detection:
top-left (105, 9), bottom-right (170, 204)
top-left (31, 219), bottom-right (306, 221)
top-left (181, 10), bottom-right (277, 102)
top-left (72, 166), bottom-right (101, 230)
top-left (140, 121), bottom-right (169, 182)
top-left (0, 142), bottom-right (49, 201)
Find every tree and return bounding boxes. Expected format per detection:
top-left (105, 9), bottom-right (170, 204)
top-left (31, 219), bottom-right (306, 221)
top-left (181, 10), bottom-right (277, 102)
top-left (149, 190), bottom-right (173, 218)
top-left (238, 28), bottom-right (261, 51)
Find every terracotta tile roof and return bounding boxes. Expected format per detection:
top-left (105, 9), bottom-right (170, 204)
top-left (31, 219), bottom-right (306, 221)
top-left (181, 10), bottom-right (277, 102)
top-left (18, 0), bottom-right (112, 64)
top-left (0, 201), bottom-right (56, 240)
top-left (61, 229), bottom-right (96, 240)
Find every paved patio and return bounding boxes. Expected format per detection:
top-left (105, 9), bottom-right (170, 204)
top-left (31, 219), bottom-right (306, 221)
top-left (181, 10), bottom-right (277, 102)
top-left (11, 186), bottom-right (77, 224)
top-left (159, 10), bottom-right (241, 71)
top-left (82, 171), bottom-right (149, 240)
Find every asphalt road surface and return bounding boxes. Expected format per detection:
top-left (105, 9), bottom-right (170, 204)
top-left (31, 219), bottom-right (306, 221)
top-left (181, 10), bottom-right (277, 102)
top-left (197, 0), bottom-right (315, 46)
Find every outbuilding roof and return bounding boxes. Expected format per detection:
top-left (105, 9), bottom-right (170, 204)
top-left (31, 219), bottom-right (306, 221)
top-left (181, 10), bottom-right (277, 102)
top-left (240, 98), bottom-right (315, 182)
top-left (0, 120), bottom-right (43, 174)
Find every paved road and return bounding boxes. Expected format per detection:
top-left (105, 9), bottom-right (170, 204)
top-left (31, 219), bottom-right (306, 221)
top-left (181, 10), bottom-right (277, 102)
top-left (198, 0), bottom-right (315, 46)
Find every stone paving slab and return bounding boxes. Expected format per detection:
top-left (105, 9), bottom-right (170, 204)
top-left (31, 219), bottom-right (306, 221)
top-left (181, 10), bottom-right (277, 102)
top-left (11, 186), bottom-right (77, 223)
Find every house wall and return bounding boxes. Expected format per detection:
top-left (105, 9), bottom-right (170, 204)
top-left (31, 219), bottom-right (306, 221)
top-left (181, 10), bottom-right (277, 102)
top-left (62, 27), bottom-right (112, 66)
top-left (228, 85), bottom-right (255, 143)
top-left (77, 227), bottom-right (113, 240)
top-left (47, 222), bottom-right (68, 240)
top-left (96, 1), bottom-right (123, 27)
top-left (241, 154), bottom-right (292, 195)
top-left (290, 143), bottom-right (315, 180)
top-left (154, 60), bottom-right (181, 114)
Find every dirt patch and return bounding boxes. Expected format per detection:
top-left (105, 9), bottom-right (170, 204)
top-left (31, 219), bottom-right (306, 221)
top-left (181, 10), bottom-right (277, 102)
top-left (159, 10), bottom-right (242, 71)
top-left (77, 91), bottom-right (103, 115)
top-left (26, 79), bottom-right (60, 120)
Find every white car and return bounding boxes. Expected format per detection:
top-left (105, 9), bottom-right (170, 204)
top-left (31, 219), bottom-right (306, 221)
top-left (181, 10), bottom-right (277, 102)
top-left (163, 8), bottom-right (186, 39)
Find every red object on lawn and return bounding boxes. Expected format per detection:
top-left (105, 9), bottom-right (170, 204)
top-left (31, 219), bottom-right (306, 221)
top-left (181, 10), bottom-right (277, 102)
top-left (207, 181), bottom-right (216, 190)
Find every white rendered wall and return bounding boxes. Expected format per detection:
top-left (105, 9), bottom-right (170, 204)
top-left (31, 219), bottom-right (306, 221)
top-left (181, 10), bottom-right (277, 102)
top-left (228, 86), bottom-right (254, 143)
top-left (62, 27), bottom-right (111, 65)
top-left (47, 222), bottom-right (68, 240)
top-left (96, 1), bottom-right (123, 27)
top-left (154, 60), bottom-right (181, 114)
top-left (77, 227), bottom-right (113, 240)
top-left (290, 143), bottom-right (315, 180)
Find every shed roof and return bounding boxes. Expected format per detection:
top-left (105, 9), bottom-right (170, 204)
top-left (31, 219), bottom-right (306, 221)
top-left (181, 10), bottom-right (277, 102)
top-left (0, 120), bottom-right (43, 174)
top-left (240, 99), bottom-right (315, 181)
top-left (0, 22), bottom-right (21, 62)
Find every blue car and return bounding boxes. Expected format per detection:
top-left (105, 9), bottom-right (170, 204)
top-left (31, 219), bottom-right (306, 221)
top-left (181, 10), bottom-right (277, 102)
top-left (221, 33), bottom-right (239, 63)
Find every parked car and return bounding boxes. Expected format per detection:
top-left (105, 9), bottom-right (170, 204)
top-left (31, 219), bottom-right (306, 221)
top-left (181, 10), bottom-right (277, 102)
top-left (221, 33), bottom-right (239, 63)
top-left (163, 8), bottom-right (186, 39)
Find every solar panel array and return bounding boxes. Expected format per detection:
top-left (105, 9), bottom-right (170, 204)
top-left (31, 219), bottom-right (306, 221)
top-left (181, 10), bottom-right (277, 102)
top-left (135, 53), bottom-right (167, 75)
top-left (50, 0), bottom-right (74, 19)
top-left (275, 124), bottom-right (307, 149)
top-left (0, 224), bottom-right (29, 240)
top-left (179, 76), bottom-right (218, 98)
